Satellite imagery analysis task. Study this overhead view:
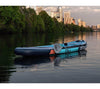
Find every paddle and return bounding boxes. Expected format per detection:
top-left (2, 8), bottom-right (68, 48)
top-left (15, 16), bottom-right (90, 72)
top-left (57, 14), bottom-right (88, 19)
top-left (53, 43), bottom-right (63, 53)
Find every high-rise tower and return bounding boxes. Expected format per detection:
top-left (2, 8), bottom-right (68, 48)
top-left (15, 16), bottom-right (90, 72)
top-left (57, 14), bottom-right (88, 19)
top-left (56, 6), bottom-right (63, 22)
top-left (59, 6), bottom-right (63, 22)
top-left (64, 11), bottom-right (73, 24)
top-left (78, 19), bottom-right (86, 27)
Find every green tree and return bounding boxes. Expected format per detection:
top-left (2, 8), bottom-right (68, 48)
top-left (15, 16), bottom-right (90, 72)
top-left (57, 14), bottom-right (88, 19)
top-left (36, 15), bottom-right (45, 32)
top-left (22, 7), bottom-right (37, 32)
top-left (80, 25), bottom-right (84, 32)
top-left (0, 6), bottom-right (25, 33)
top-left (0, 6), bottom-right (93, 33)
top-left (71, 24), bottom-right (80, 32)
top-left (53, 17), bottom-right (65, 32)
top-left (39, 11), bottom-right (55, 32)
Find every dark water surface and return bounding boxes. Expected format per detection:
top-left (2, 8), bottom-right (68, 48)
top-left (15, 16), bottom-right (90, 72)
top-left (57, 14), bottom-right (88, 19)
top-left (0, 32), bottom-right (100, 83)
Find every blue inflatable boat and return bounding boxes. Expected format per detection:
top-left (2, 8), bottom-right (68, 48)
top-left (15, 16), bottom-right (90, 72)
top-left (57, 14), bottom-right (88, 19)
top-left (14, 40), bottom-right (87, 56)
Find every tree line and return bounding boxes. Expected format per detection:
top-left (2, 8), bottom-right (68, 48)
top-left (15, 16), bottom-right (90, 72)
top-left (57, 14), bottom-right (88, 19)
top-left (0, 6), bottom-right (93, 33)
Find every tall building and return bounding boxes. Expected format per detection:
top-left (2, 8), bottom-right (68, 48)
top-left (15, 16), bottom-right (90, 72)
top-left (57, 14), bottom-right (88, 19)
top-left (86, 25), bottom-right (90, 28)
top-left (82, 21), bottom-right (86, 27)
top-left (97, 24), bottom-right (100, 29)
top-left (78, 19), bottom-right (86, 27)
top-left (91, 25), bottom-right (97, 30)
top-left (64, 11), bottom-right (73, 24)
top-left (47, 6), bottom-right (63, 22)
top-left (78, 19), bottom-right (81, 26)
top-left (59, 7), bottom-right (63, 22)
top-left (49, 11), bottom-right (59, 18)
top-left (72, 18), bottom-right (76, 25)
top-left (36, 6), bottom-right (43, 15)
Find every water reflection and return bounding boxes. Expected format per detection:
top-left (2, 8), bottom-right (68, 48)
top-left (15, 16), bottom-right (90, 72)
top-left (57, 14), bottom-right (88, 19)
top-left (0, 66), bottom-right (15, 83)
top-left (54, 50), bottom-right (87, 66)
top-left (14, 50), bottom-right (87, 68)
top-left (14, 56), bottom-right (54, 66)
top-left (0, 32), bottom-right (100, 83)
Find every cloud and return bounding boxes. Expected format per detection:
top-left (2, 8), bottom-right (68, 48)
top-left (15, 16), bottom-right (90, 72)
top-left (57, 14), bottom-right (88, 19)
top-left (43, 6), bottom-right (57, 11)
top-left (43, 6), bottom-right (100, 14)
top-left (62, 6), bottom-right (100, 13)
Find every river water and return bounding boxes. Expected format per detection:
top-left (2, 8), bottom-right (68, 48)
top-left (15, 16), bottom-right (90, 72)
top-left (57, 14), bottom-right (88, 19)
top-left (0, 32), bottom-right (100, 83)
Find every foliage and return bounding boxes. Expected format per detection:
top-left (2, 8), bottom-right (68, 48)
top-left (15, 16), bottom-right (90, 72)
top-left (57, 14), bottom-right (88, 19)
top-left (39, 11), bottom-right (55, 32)
top-left (53, 17), bottom-right (65, 32)
top-left (0, 6), bottom-right (93, 33)
top-left (0, 6), bottom-right (25, 33)
top-left (36, 15), bottom-right (45, 32)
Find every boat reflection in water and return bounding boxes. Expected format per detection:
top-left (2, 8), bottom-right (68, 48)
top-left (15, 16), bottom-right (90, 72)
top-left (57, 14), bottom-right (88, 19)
top-left (14, 50), bottom-right (87, 67)
top-left (54, 50), bottom-right (87, 66)
top-left (14, 56), bottom-right (55, 66)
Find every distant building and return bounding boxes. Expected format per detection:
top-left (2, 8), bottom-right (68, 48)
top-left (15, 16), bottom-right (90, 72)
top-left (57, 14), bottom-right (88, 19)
top-left (82, 21), bottom-right (86, 27)
top-left (26, 6), bottom-right (30, 8)
top-left (64, 11), bottom-right (73, 24)
top-left (36, 6), bottom-right (43, 15)
top-left (59, 7), bottom-right (63, 22)
top-left (78, 19), bottom-right (81, 26)
top-left (26, 6), bottom-right (35, 9)
top-left (49, 11), bottom-right (59, 18)
top-left (86, 25), bottom-right (91, 28)
top-left (78, 19), bottom-right (86, 27)
top-left (46, 11), bottom-right (51, 16)
top-left (97, 24), bottom-right (100, 29)
top-left (47, 6), bottom-right (63, 22)
top-left (91, 25), bottom-right (97, 30)
top-left (72, 18), bottom-right (76, 25)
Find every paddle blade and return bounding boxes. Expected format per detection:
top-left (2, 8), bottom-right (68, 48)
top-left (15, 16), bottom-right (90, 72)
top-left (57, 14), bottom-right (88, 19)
top-left (54, 43), bottom-right (62, 53)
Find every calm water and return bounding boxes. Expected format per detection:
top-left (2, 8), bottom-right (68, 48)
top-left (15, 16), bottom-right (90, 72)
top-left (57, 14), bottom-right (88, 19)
top-left (0, 32), bottom-right (100, 83)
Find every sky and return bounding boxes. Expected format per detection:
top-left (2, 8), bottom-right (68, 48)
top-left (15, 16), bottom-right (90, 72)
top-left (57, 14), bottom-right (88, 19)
top-left (42, 6), bottom-right (100, 26)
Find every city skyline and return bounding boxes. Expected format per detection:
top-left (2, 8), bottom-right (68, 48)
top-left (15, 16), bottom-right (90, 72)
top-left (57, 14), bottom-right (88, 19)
top-left (42, 6), bottom-right (100, 26)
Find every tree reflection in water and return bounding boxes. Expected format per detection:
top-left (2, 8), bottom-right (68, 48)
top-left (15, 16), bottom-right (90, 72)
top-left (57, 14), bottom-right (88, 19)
top-left (14, 50), bottom-right (87, 68)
